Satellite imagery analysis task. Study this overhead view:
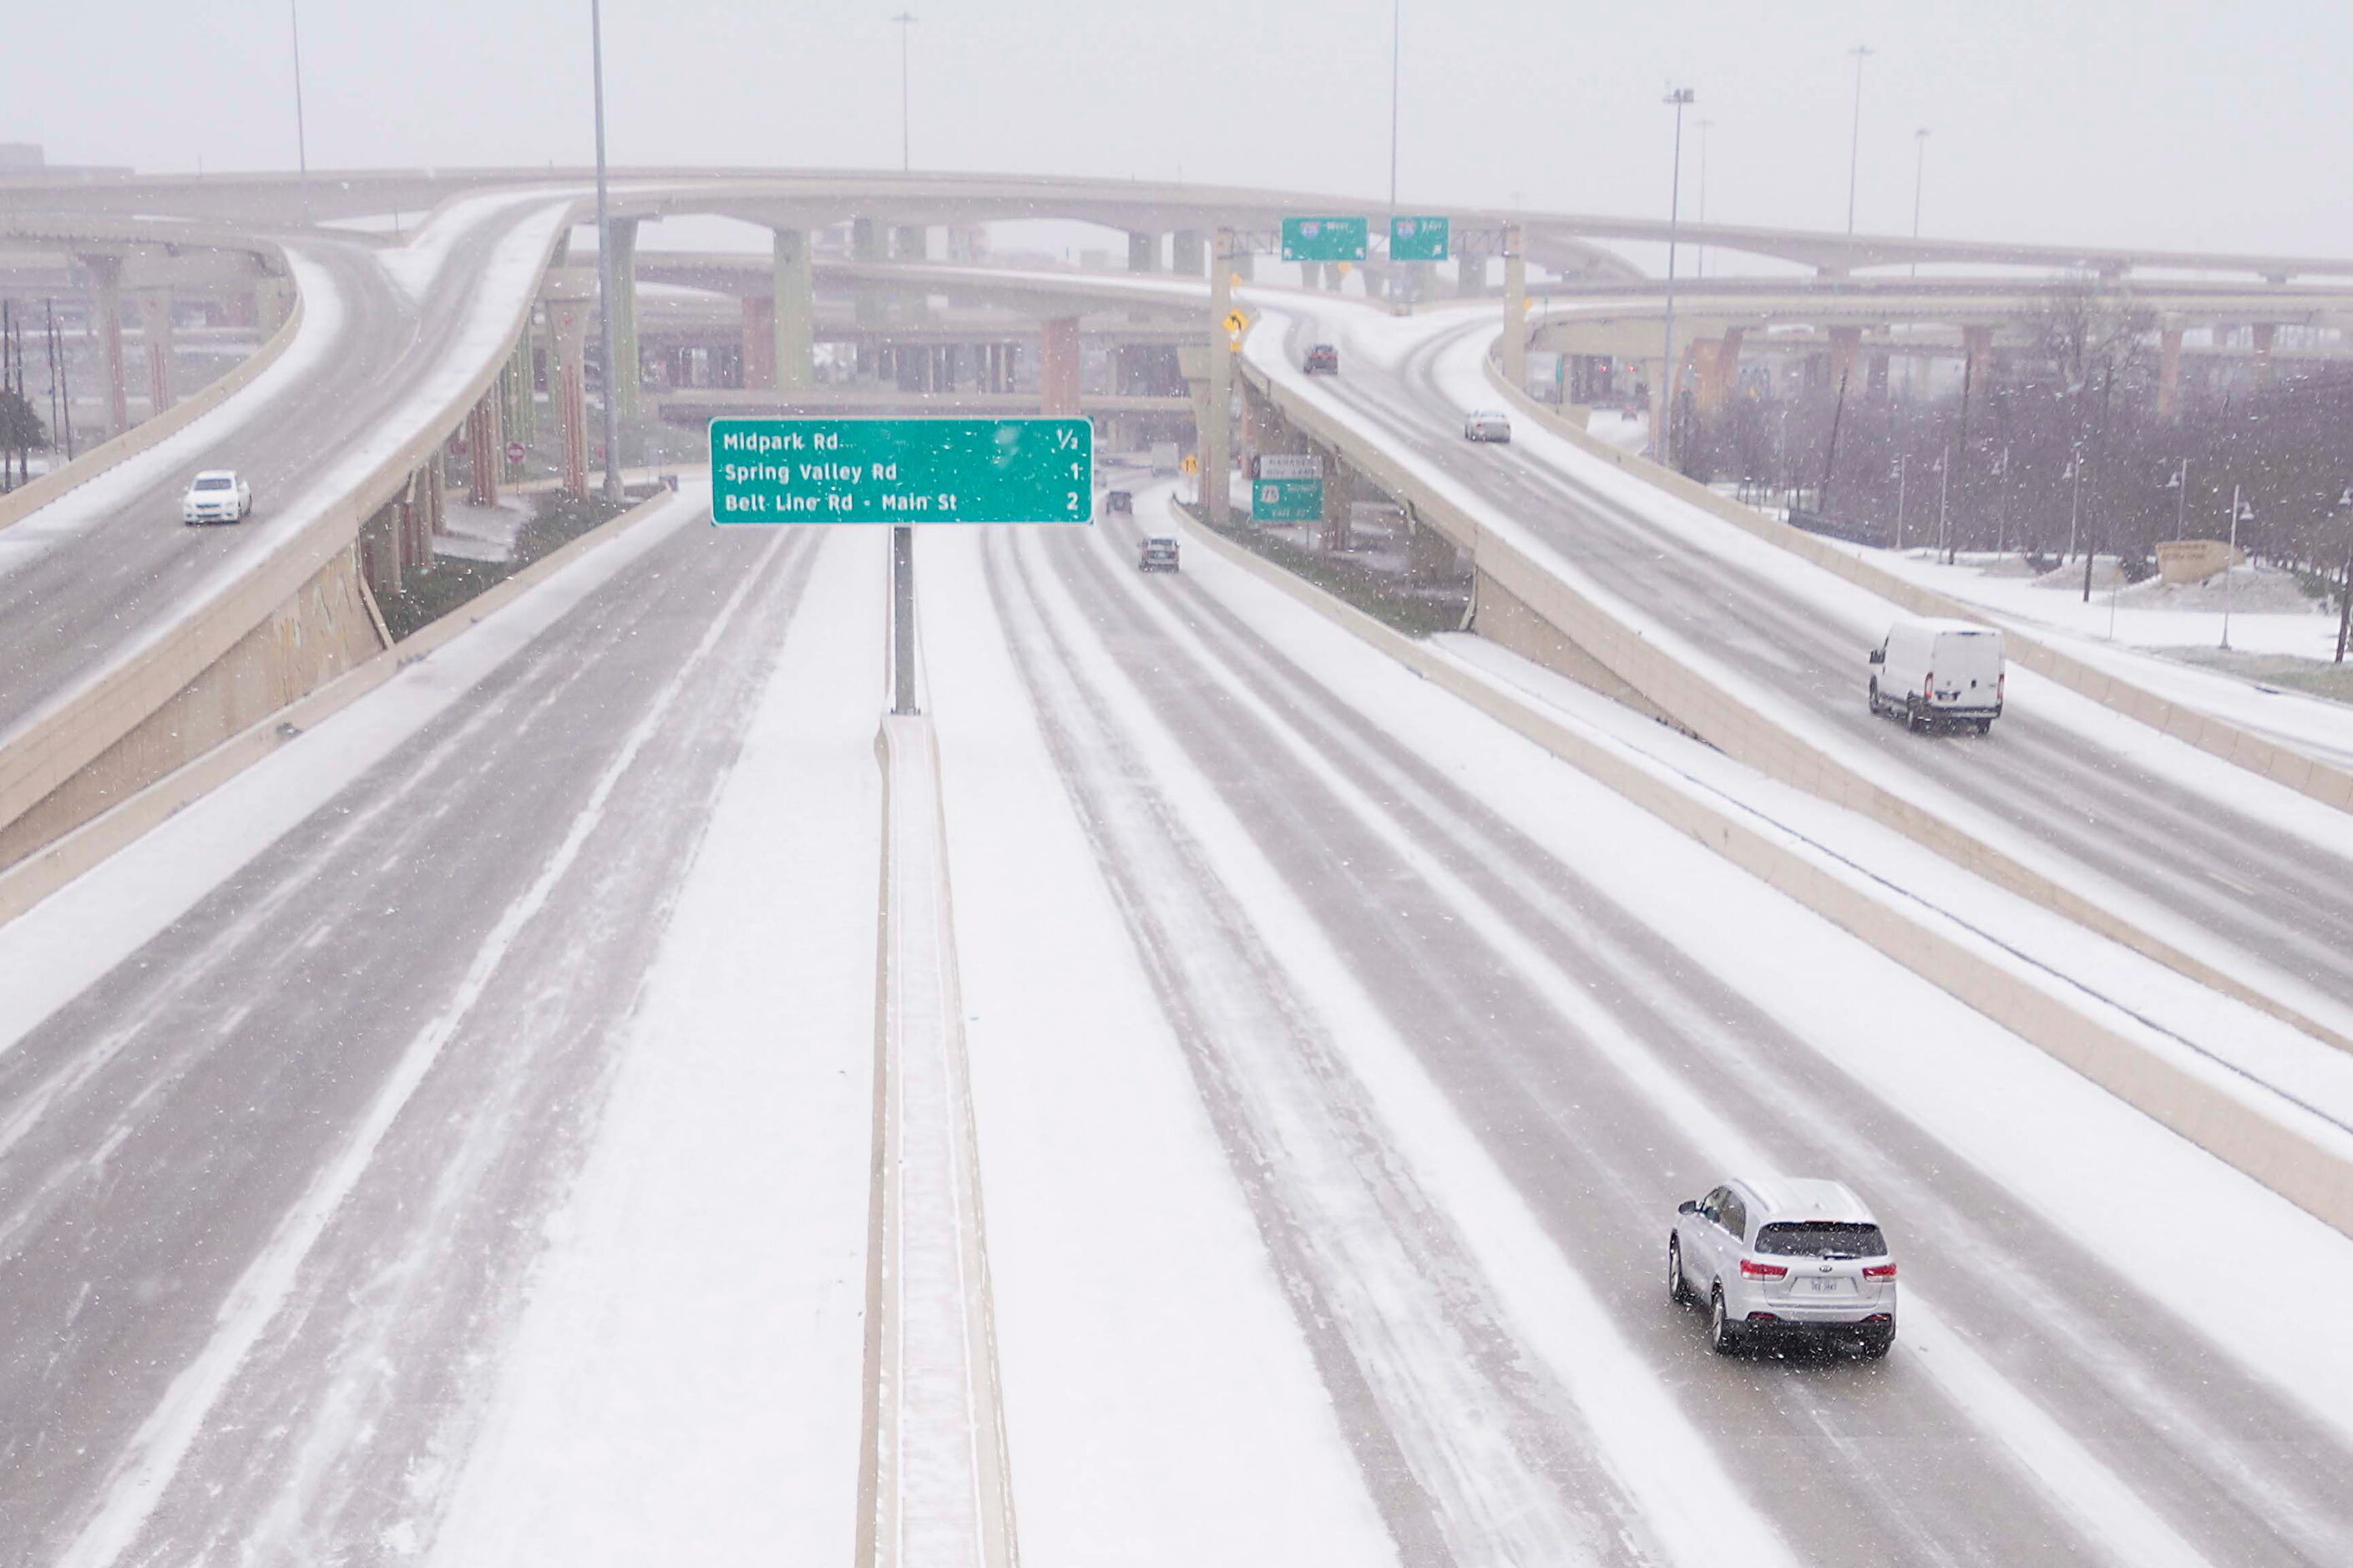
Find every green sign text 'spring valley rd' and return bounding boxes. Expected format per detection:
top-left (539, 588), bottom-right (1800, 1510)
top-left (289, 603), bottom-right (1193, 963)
top-left (710, 417), bottom-right (1095, 524)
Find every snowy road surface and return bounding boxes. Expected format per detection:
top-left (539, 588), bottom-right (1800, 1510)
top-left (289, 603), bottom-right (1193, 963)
top-left (0, 491), bottom-right (875, 1562)
top-left (1248, 300), bottom-right (2353, 1047)
top-left (922, 503), bottom-right (2353, 1568)
top-left (0, 191), bottom-right (570, 746)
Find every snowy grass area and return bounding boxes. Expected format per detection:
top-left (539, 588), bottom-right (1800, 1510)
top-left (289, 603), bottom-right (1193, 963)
top-left (921, 528), bottom-right (1399, 1568)
top-left (427, 530), bottom-right (883, 1565)
top-left (433, 496), bottom-right (531, 564)
top-left (1153, 479), bottom-right (2353, 1474)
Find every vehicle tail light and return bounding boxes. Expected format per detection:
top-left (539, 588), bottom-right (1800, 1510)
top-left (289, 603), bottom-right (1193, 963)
top-left (1746, 1312), bottom-right (1781, 1322)
top-left (1739, 1259), bottom-right (1789, 1279)
top-left (1922, 670), bottom-right (1933, 699)
top-left (1862, 1313), bottom-right (1892, 1324)
top-left (1863, 1263), bottom-right (1897, 1280)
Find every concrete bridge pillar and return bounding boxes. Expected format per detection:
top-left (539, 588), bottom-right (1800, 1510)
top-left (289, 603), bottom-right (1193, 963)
top-left (605, 217), bottom-right (642, 420)
top-left (1828, 326), bottom-right (1863, 394)
top-left (504, 320), bottom-right (537, 449)
top-left (1039, 317), bottom-right (1082, 417)
top-left (2158, 325), bottom-right (2184, 422)
top-left (467, 390), bottom-right (502, 507)
top-left (1868, 352), bottom-right (1889, 400)
top-left (1697, 327), bottom-right (1744, 415)
top-left (893, 224), bottom-right (929, 261)
top-left (78, 253), bottom-right (129, 436)
top-left (854, 218), bottom-right (888, 327)
top-left (772, 227), bottom-right (814, 389)
top-left (741, 296), bottom-right (777, 391)
top-left (2252, 322), bottom-right (2278, 387)
top-left (1501, 224), bottom-right (1528, 390)
top-left (1406, 518), bottom-right (1459, 580)
top-left (1171, 230), bottom-right (1207, 277)
top-left (1127, 230), bottom-right (1162, 272)
top-left (1455, 233), bottom-right (1490, 296)
top-left (137, 290), bottom-right (175, 415)
top-left (1962, 326), bottom-right (1994, 402)
top-left (543, 273), bottom-right (595, 499)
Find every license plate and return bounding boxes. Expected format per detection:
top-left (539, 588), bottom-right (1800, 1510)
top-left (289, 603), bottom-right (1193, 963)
top-left (1800, 1277), bottom-right (1852, 1295)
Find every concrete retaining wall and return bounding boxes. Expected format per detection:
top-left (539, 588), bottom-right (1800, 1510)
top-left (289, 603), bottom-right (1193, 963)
top-left (1236, 352), bottom-right (2352, 1055)
top-left (1176, 490), bottom-right (2353, 1242)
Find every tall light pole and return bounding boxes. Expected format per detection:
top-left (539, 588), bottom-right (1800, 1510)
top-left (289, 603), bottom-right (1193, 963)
top-left (2334, 485), bottom-right (2353, 663)
top-left (1909, 127), bottom-right (1928, 277)
top-left (1846, 45), bottom-right (1874, 234)
top-left (1389, 0), bottom-right (1401, 212)
top-left (893, 13), bottom-right (918, 172)
top-left (590, 0), bottom-right (625, 503)
top-left (288, 0), bottom-right (311, 224)
top-left (1659, 87), bottom-right (1694, 472)
top-left (1695, 119), bottom-right (1713, 279)
top-left (2222, 486), bottom-right (2251, 651)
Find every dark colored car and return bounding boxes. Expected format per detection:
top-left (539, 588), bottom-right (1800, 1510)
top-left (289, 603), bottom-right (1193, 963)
top-left (1304, 344), bottom-right (1339, 376)
top-left (1139, 537), bottom-right (1181, 573)
top-left (1106, 489), bottom-right (1134, 515)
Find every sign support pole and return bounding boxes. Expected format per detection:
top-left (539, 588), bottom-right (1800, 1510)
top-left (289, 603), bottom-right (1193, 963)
top-left (1207, 229), bottom-right (1233, 528)
top-left (893, 525), bottom-right (918, 715)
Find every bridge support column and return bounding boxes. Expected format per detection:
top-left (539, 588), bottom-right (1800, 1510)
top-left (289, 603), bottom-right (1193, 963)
top-left (137, 289), bottom-right (175, 415)
top-left (2158, 325), bottom-right (2184, 421)
top-left (604, 217), bottom-right (642, 421)
top-left (893, 224), bottom-right (929, 261)
top-left (1455, 233), bottom-right (1490, 297)
top-left (1697, 327), bottom-right (1743, 415)
top-left (854, 218), bottom-right (887, 326)
top-left (467, 390), bottom-right (502, 507)
top-left (741, 296), bottom-right (777, 391)
top-left (1501, 223), bottom-right (1527, 391)
top-left (1407, 518), bottom-right (1460, 580)
top-left (1828, 325), bottom-right (1862, 393)
top-left (1868, 352), bottom-right (1889, 400)
top-left (79, 253), bottom-right (129, 436)
top-left (504, 320), bottom-right (537, 449)
top-left (2252, 322), bottom-right (2278, 387)
top-left (1039, 316), bottom-right (1081, 417)
top-left (1171, 229), bottom-right (1207, 277)
top-left (1127, 230), bottom-right (1162, 272)
top-left (544, 274), bottom-right (594, 499)
top-left (1962, 326), bottom-right (1994, 402)
top-left (772, 227), bottom-right (814, 389)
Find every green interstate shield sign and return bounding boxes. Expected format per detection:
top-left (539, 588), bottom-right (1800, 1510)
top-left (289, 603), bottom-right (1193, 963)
top-left (710, 417), bottom-right (1094, 524)
top-left (1281, 216), bottom-right (1369, 263)
top-left (1253, 476), bottom-right (1324, 523)
top-left (1389, 215), bottom-right (1450, 262)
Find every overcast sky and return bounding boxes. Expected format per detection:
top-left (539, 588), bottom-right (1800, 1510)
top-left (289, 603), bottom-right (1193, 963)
top-left (13, 2), bottom-right (2350, 258)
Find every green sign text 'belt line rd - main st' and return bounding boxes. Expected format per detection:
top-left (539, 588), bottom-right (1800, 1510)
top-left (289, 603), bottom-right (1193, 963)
top-left (710, 417), bottom-right (1095, 524)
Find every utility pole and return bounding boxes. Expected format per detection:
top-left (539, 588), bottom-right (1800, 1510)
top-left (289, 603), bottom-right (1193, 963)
top-left (1846, 45), bottom-right (1874, 234)
top-left (1388, 0), bottom-right (1401, 212)
top-left (1659, 87), bottom-right (1694, 472)
top-left (1894, 455), bottom-right (1907, 551)
top-left (893, 13), bottom-right (918, 172)
top-left (1910, 128), bottom-right (1928, 277)
top-left (2222, 484), bottom-right (2249, 651)
top-left (590, 0), bottom-right (626, 503)
top-left (49, 299), bottom-right (71, 460)
top-left (1695, 119), bottom-right (1713, 280)
top-left (289, 0), bottom-right (311, 225)
top-left (1936, 443), bottom-right (1951, 562)
top-left (2335, 487), bottom-right (2353, 663)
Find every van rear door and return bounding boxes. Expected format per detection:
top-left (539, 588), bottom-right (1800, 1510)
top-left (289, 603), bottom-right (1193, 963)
top-left (1930, 630), bottom-right (2002, 708)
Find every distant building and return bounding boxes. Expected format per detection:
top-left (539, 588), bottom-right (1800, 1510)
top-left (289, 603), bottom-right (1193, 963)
top-left (0, 144), bottom-right (46, 172)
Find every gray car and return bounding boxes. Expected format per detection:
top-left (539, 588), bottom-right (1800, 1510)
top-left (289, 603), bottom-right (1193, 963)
top-left (1669, 1176), bottom-right (1897, 1357)
top-left (1461, 409), bottom-right (1512, 443)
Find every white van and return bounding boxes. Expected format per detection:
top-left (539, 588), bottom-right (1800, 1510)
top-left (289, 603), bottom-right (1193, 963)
top-left (1868, 618), bottom-right (2004, 733)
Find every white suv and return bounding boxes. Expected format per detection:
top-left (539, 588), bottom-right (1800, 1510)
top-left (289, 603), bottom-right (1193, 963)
top-left (182, 469), bottom-right (252, 525)
top-left (1669, 1176), bottom-right (1896, 1357)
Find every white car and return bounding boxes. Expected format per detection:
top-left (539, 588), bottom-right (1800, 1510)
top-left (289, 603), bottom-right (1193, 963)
top-left (1669, 1176), bottom-right (1896, 1357)
top-left (1462, 410), bottom-right (1512, 443)
top-left (1868, 617), bottom-right (2004, 734)
top-left (182, 469), bottom-right (253, 525)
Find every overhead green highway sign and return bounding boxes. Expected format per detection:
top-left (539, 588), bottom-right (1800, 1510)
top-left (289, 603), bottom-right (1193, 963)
top-left (710, 417), bottom-right (1094, 524)
top-left (1389, 215), bottom-right (1450, 262)
top-left (1281, 216), bottom-right (1369, 263)
top-left (1252, 453), bottom-right (1323, 523)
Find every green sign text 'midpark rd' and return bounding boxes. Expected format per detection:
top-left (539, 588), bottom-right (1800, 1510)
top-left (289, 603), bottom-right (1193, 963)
top-left (709, 417), bottom-right (1094, 524)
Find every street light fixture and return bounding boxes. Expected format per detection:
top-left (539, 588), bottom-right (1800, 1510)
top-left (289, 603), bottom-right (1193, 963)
top-left (1845, 45), bottom-right (1874, 234)
top-left (288, 1), bottom-right (311, 225)
top-left (1659, 87), bottom-right (1695, 472)
top-left (893, 13), bottom-right (918, 172)
top-left (2222, 486), bottom-right (2252, 651)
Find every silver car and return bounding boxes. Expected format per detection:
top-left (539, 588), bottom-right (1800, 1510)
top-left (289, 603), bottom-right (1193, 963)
top-left (1669, 1176), bottom-right (1896, 1357)
top-left (1461, 409), bottom-right (1512, 443)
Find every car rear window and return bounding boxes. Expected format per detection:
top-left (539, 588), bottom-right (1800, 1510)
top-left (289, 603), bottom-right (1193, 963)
top-left (194, 477), bottom-right (233, 490)
top-left (1755, 1222), bottom-right (1886, 1258)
